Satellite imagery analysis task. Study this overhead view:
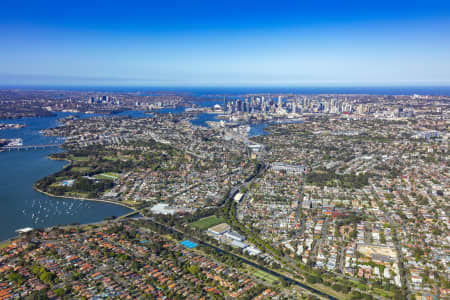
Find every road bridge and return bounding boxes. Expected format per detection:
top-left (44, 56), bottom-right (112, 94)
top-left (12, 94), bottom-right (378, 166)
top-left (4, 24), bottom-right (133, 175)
top-left (1, 144), bottom-right (62, 151)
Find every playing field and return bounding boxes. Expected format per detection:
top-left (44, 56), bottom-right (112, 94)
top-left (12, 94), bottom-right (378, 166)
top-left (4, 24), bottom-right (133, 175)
top-left (71, 167), bottom-right (91, 173)
top-left (253, 270), bottom-right (278, 284)
top-left (189, 215), bottom-right (225, 230)
top-left (94, 172), bottom-right (121, 180)
top-left (71, 155), bottom-right (90, 162)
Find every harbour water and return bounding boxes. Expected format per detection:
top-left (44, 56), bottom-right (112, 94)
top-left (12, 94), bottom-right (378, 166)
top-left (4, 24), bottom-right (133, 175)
top-left (0, 112), bottom-right (147, 240)
top-left (156, 99), bottom-right (270, 136)
top-left (0, 149), bottom-right (132, 240)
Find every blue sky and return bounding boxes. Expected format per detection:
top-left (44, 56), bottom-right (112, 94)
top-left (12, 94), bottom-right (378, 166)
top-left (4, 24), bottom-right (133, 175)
top-left (1, 0), bottom-right (450, 86)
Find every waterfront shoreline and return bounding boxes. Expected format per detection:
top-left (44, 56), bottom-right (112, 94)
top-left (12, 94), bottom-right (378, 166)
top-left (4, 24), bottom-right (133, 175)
top-left (32, 185), bottom-right (136, 211)
top-left (24, 129), bottom-right (140, 221)
top-left (41, 155), bottom-right (136, 210)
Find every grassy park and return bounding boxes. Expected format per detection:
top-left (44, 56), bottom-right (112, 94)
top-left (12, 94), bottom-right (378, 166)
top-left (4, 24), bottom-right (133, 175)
top-left (94, 172), bottom-right (121, 180)
top-left (253, 269), bottom-right (278, 284)
top-left (189, 215), bottom-right (225, 230)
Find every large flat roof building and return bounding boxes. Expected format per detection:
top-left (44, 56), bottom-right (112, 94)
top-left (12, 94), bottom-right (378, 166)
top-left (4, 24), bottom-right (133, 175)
top-left (225, 231), bottom-right (245, 242)
top-left (208, 223), bottom-right (231, 236)
top-left (271, 162), bottom-right (305, 174)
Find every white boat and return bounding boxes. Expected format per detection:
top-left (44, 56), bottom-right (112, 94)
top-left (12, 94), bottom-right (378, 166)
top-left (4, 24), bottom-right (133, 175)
top-left (7, 138), bottom-right (23, 146)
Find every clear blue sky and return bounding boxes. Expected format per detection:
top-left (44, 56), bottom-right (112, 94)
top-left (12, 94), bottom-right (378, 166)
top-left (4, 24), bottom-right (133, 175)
top-left (1, 0), bottom-right (450, 86)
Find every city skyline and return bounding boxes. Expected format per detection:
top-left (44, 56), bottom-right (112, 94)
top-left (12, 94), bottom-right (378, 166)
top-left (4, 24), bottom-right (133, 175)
top-left (1, 0), bottom-right (450, 86)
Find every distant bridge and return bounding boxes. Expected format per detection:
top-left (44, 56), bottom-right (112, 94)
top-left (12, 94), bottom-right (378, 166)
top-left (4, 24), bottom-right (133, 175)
top-left (1, 144), bottom-right (62, 151)
top-left (118, 210), bottom-right (142, 219)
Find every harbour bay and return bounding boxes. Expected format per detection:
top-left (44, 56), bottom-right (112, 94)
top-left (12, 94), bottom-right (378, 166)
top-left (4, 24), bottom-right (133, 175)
top-left (0, 112), bottom-right (141, 240)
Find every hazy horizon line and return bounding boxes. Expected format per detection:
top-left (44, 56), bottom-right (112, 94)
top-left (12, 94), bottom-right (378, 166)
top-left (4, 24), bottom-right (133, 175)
top-left (2, 82), bottom-right (450, 89)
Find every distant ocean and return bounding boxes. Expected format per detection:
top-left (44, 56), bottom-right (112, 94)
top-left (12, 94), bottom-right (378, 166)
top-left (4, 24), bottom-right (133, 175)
top-left (2, 85), bottom-right (450, 96)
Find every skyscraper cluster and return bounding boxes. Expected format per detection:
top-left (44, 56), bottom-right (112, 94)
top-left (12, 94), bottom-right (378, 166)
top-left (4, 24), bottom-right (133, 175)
top-left (224, 95), bottom-right (369, 115)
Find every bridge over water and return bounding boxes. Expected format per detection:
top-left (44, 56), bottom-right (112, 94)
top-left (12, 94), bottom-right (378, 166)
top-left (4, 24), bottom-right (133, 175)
top-left (0, 144), bottom-right (62, 151)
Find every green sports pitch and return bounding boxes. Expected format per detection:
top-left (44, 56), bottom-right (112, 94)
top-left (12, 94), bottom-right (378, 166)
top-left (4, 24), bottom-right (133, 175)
top-left (189, 215), bottom-right (225, 230)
